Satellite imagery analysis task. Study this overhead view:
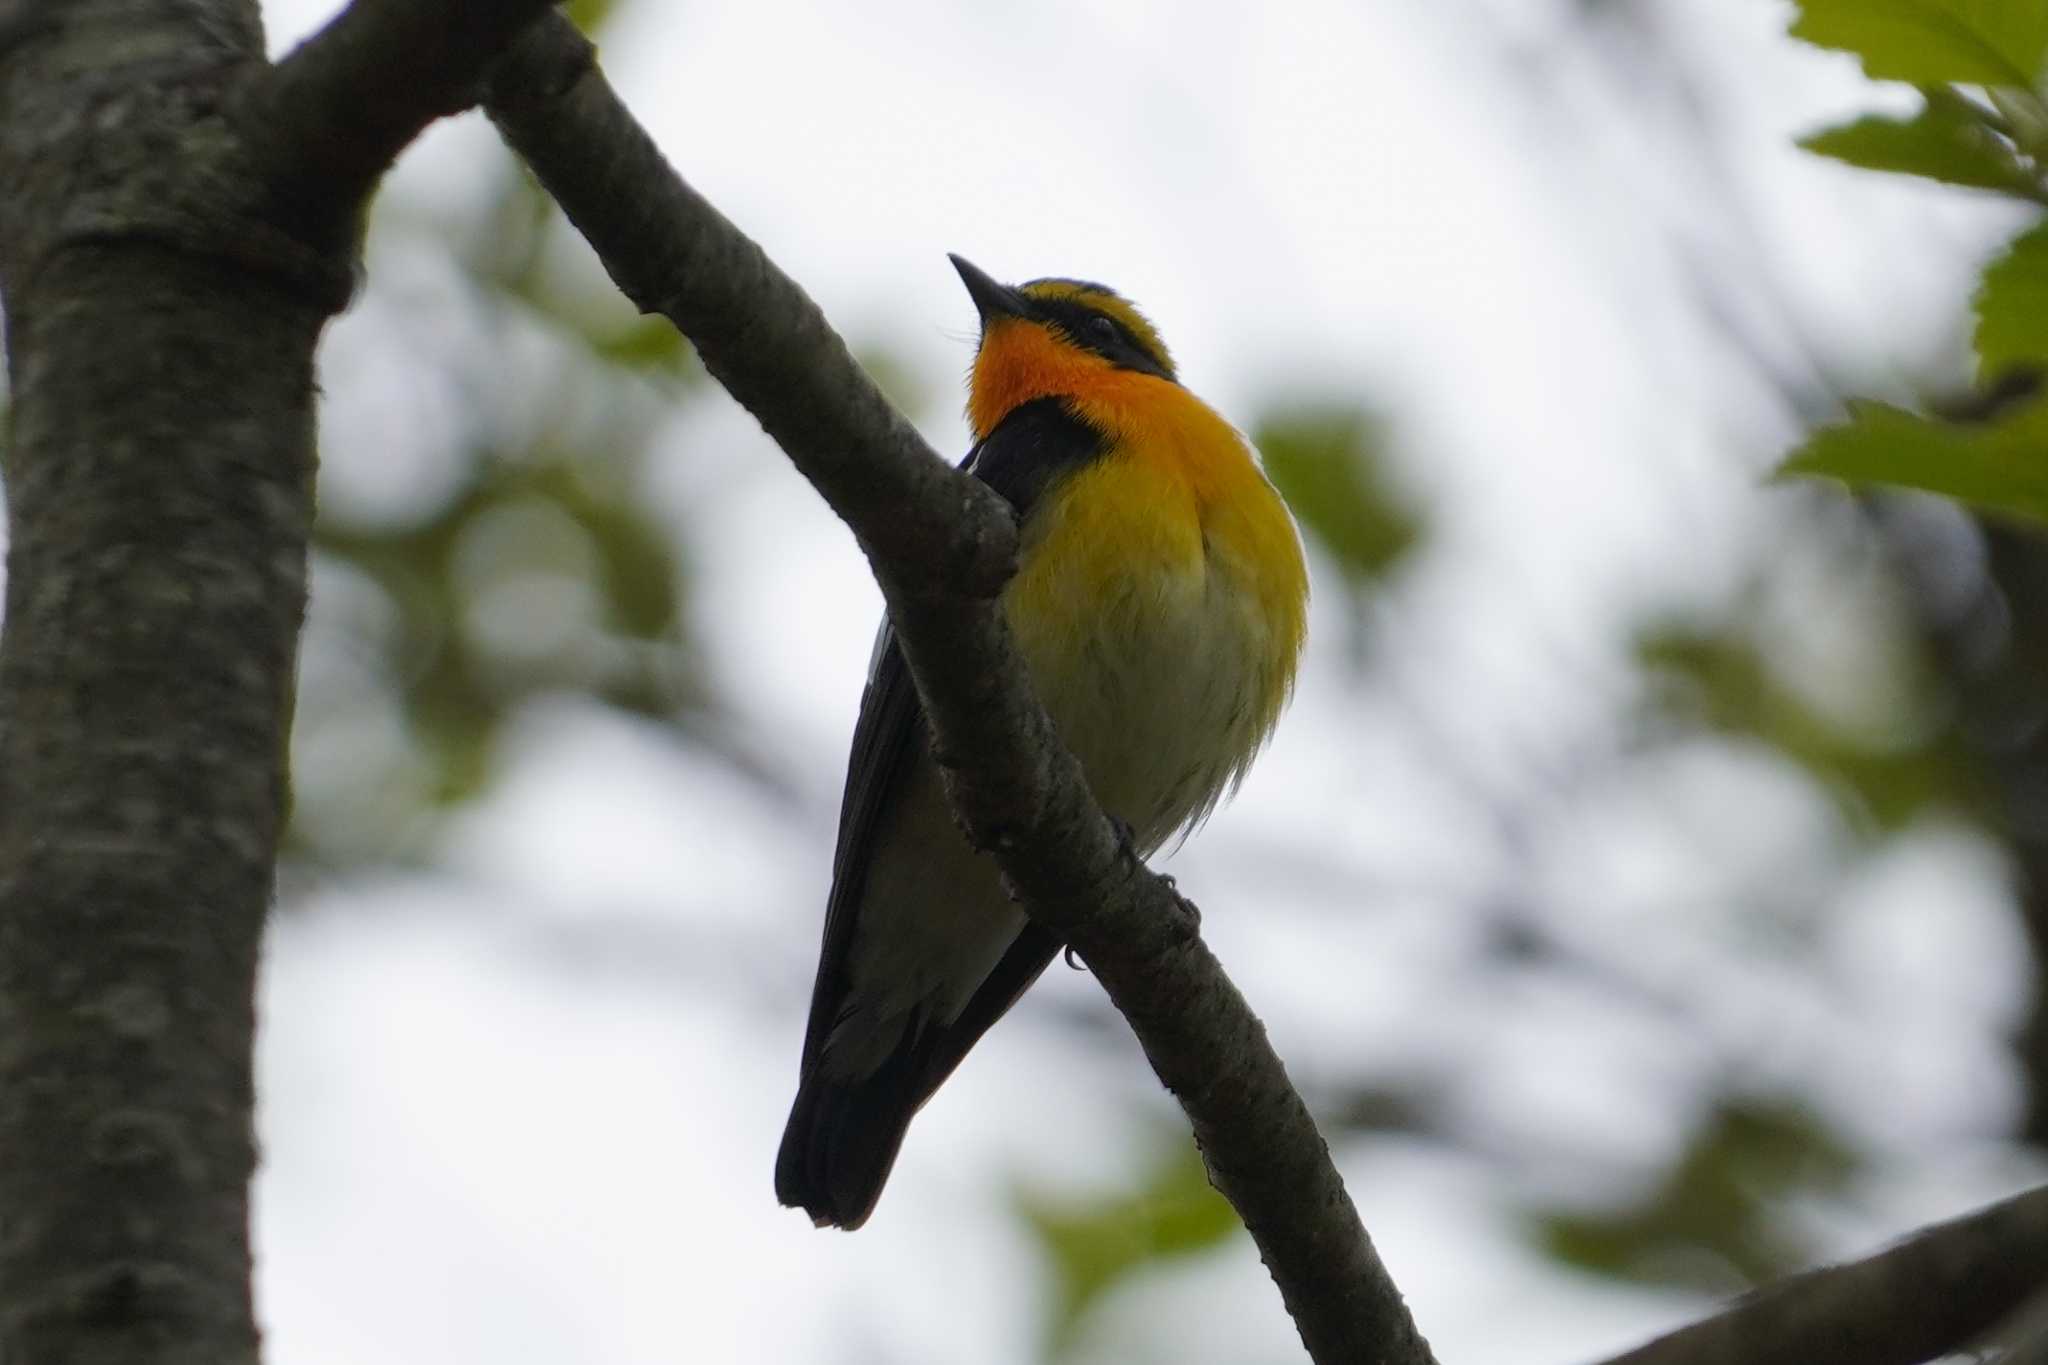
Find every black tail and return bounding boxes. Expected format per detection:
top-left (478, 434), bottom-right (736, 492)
top-left (774, 1063), bottom-right (923, 1230)
top-left (775, 924), bottom-right (1064, 1229)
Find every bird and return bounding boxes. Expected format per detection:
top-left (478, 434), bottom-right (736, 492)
top-left (775, 255), bottom-right (1309, 1229)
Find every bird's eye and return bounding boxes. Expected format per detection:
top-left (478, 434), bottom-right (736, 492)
top-left (1089, 315), bottom-right (1120, 340)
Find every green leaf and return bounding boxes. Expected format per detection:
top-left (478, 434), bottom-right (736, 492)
top-left (1254, 405), bottom-right (1422, 586)
top-left (851, 341), bottom-right (935, 424)
top-left (1976, 224), bottom-right (2048, 379)
top-left (1799, 98), bottom-right (2038, 196)
top-left (1532, 1101), bottom-right (1859, 1290)
top-left (563, 0), bottom-right (620, 35)
top-left (592, 314), bottom-right (701, 381)
top-left (1780, 397), bottom-right (2048, 523)
top-left (1637, 625), bottom-right (1963, 834)
top-left (310, 448), bottom-right (694, 818)
top-left (1016, 1141), bottom-right (1238, 1353)
top-left (523, 460), bottom-right (684, 642)
top-left (1789, 0), bottom-right (2048, 86)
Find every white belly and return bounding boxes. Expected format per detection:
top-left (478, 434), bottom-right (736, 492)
top-left (1025, 559), bottom-right (1268, 851)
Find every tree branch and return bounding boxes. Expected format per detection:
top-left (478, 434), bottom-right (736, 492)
top-left (242, 0), bottom-right (560, 226)
top-left (1591, 1184), bottom-right (2048, 1365)
top-left (1988, 1289), bottom-right (2048, 1365)
top-left (480, 15), bottom-right (1435, 1364)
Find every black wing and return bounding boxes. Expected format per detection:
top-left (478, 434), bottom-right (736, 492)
top-left (794, 398), bottom-right (1108, 1069)
top-left (778, 398), bottom-right (1111, 1225)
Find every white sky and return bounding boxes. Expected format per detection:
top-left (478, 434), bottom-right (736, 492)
top-left (243, 1), bottom-right (2048, 1362)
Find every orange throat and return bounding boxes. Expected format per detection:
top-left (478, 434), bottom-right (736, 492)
top-left (968, 320), bottom-right (1124, 441)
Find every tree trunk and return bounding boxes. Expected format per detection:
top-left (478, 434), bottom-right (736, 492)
top-left (0, 3), bottom-right (334, 1359)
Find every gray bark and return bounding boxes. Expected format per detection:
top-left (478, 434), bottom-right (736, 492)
top-left (0, 3), bottom-right (317, 1360)
top-left (0, 0), bottom-right (541, 1358)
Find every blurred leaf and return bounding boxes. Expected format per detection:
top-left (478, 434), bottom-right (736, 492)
top-left (563, 0), bottom-right (618, 32)
top-left (464, 165), bottom-right (555, 294)
top-left (524, 458), bottom-right (684, 644)
top-left (852, 341), bottom-right (935, 424)
top-left (311, 451), bottom-right (691, 815)
top-left (1254, 405), bottom-right (1422, 586)
top-left (593, 314), bottom-right (702, 381)
top-left (460, 163), bottom-right (705, 392)
top-left (1532, 1100), bottom-right (1859, 1290)
top-left (1789, 0), bottom-right (2048, 86)
top-left (1977, 223), bottom-right (2048, 379)
top-left (286, 124), bottom-right (737, 867)
top-left (1638, 624), bottom-right (1961, 832)
top-left (1780, 397), bottom-right (2048, 523)
top-left (1324, 1081), bottom-right (1446, 1139)
top-left (1799, 95), bottom-right (2040, 197)
top-left (1017, 1141), bottom-right (1238, 1355)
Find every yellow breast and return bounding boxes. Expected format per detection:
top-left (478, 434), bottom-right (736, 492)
top-left (1002, 379), bottom-right (1308, 849)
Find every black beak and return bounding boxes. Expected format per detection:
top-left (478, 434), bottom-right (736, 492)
top-left (949, 254), bottom-right (1029, 323)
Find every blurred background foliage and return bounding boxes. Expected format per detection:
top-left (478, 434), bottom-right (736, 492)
top-left (1531, 1096), bottom-right (1860, 1290)
top-left (279, 0), bottom-right (2048, 1355)
top-left (4, 0), bottom-right (2045, 1360)
top-left (287, 162), bottom-right (715, 865)
top-left (1016, 1137), bottom-right (1239, 1356)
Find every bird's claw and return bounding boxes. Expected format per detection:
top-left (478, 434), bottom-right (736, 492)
top-left (1106, 814), bottom-right (1198, 935)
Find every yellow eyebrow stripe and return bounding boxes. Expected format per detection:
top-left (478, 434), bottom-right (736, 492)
top-left (1017, 279), bottom-right (1175, 376)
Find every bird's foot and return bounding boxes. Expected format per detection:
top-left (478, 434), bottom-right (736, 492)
top-left (1105, 814), bottom-right (1200, 937)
